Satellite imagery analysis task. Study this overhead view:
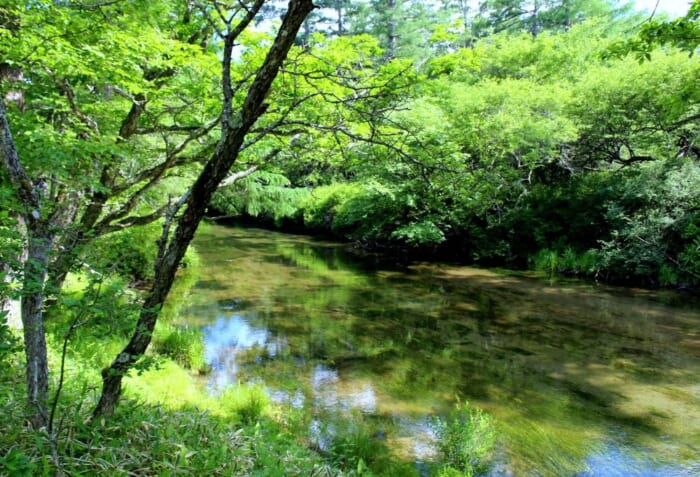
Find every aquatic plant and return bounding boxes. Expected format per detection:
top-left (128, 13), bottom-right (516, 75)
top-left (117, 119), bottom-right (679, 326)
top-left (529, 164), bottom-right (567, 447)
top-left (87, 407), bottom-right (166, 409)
top-left (431, 402), bottom-right (496, 476)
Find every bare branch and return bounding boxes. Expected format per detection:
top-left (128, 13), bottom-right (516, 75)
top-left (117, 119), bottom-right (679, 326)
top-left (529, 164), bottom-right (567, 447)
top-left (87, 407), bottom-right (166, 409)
top-left (218, 164), bottom-right (258, 187)
top-left (113, 116), bottom-right (220, 194)
top-left (195, 3), bottom-right (225, 38)
top-left (136, 124), bottom-right (205, 134)
top-left (242, 92), bottom-right (319, 150)
top-left (668, 112), bottom-right (700, 131)
top-left (228, 0), bottom-right (266, 43)
top-left (94, 118), bottom-right (219, 232)
top-left (221, 0), bottom-right (266, 132)
top-left (95, 204), bottom-right (170, 237)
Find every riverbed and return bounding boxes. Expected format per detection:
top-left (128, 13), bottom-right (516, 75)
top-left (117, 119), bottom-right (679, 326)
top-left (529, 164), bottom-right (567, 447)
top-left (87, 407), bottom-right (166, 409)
top-left (181, 224), bottom-right (700, 476)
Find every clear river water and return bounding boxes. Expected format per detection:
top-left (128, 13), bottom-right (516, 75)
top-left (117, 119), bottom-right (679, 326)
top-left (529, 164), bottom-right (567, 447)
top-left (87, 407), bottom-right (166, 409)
top-left (181, 224), bottom-right (700, 476)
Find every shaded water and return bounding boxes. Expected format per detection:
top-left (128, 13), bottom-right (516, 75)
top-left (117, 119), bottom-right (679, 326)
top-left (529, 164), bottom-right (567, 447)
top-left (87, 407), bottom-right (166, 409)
top-left (182, 225), bottom-right (700, 476)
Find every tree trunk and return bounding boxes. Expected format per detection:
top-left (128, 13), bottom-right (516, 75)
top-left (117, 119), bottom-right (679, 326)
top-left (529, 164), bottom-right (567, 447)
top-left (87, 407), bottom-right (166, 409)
top-left (92, 0), bottom-right (315, 419)
top-left (21, 232), bottom-right (52, 429)
top-left (387, 0), bottom-right (397, 58)
top-left (0, 99), bottom-right (53, 429)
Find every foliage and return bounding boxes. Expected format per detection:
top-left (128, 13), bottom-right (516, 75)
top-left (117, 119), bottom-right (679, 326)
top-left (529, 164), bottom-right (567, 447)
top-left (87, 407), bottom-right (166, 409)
top-left (321, 411), bottom-right (389, 472)
top-left (301, 183), bottom-right (367, 231)
top-left (0, 383), bottom-right (333, 476)
top-left (606, 0), bottom-right (700, 59)
top-left (229, 16), bottom-right (700, 289)
top-left (3, 1), bottom-right (700, 475)
top-left (87, 223), bottom-right (161, 282)
top-left (596, 158), bottom-right (700, 286)
top-left (211, 171), bottom-right (310, 222)
top-left (431, 402), bottom-right (496, 476)
top-left (530, 248), bottom-right (600, 278)
top-left (0, 310), bottom-right (20, 366)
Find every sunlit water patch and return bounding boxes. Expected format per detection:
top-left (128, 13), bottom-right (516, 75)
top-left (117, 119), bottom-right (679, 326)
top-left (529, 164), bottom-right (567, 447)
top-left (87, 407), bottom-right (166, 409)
top-left (181, 224), bottom-right (700, 476)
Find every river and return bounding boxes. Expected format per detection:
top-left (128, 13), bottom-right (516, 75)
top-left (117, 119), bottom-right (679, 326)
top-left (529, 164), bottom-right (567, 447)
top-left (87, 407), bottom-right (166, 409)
top-left (181, 224), bottom-right (700, 476)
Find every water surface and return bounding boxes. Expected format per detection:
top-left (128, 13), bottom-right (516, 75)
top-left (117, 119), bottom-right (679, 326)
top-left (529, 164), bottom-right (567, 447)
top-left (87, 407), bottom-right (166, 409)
top-left (182, 224), bottom-right (700, 476)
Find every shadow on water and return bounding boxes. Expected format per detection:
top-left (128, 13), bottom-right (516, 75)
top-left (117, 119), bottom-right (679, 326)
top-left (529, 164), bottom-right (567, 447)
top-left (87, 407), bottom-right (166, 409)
top-left (180, 225), bottom-right (700, 476)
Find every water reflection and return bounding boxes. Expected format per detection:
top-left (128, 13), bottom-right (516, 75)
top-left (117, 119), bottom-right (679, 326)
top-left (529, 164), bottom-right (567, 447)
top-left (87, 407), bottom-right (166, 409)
top-left (183, 225), bottom-right (700, 476)
top-left (201, 314), bottom-right (285, 390)
top-left (310, 364), bottom-right (378, 413)
top-left (579, 443), bottom-right (700, 477)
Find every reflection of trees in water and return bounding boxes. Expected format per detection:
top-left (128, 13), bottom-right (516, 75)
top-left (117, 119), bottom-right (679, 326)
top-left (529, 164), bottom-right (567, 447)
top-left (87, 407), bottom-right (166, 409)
top-left (188, 225), bottom-right (700, 474)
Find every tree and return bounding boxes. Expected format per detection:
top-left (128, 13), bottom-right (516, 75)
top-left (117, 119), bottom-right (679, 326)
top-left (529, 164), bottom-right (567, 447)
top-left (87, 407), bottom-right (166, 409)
top-left (350, 0), bottom-right (436, 60)
top-left (478, 0), bottom-right (619, 37)
top-left (1, 0), bottom-right (216, 428)
top-left (1, 0), bottom-right (314, 426)
top-left (606, 0), bottom-right (700, 60)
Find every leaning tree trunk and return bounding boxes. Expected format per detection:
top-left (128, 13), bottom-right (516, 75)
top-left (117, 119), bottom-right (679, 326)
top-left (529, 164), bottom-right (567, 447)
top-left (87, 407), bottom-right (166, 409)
top-left (92, 0), bottom-right (315, 419)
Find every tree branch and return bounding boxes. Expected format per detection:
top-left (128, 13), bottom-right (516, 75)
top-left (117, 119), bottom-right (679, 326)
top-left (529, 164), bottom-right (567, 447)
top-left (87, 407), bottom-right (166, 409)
top-left (218, 164), bottom-right (259, 188)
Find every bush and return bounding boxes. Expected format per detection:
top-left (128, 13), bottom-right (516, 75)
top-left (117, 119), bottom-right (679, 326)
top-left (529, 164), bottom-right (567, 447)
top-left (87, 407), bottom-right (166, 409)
top-left (530, 248), bottom-right (599, 278)
top-left (0, 311), bottom-right (21, 365)
top-left (210, 171), bottom-right (310, 223)
top-left (431, 402), bottom-right (496, 476)
top-left (324, 412), bottom-right (387, 471)
top-left (596, 158), bottom-right (700, 286)
top-left (679, 220), bottom-right (700, 286)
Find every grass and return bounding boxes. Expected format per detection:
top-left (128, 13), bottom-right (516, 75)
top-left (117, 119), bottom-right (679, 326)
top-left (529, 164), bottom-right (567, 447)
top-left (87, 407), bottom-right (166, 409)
top-left (0, 323), bottom-right (340, 476)
top-left (151, 324), bottom-right (208, 373)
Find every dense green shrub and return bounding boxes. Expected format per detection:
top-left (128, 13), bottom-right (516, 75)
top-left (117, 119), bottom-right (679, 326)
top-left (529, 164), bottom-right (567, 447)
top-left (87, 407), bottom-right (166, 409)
top-left (210, 171), bottom-right (310, 223)
top-left (301, 182), bottom-right (366, 231)
top-left (679, 220), bottom-right (700, 286)
top-left (0, 311), bottom-right (20, 365)
top-left (324, 412), bottom-right (388, 471)
top-left (596, 158), bottom-right (700, 286)
top-left (530, 248), bottom-right (600, 278)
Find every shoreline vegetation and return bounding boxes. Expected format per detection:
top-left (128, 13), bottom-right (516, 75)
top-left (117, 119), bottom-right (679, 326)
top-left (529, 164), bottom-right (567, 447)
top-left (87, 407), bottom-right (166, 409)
top-left (209, 213), bottom-right (700, 295)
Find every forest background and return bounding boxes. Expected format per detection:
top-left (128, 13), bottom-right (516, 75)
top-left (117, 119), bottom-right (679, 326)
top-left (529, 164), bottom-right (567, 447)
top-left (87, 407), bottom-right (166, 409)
top-left (0, 0), bottom-right (699, 475)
